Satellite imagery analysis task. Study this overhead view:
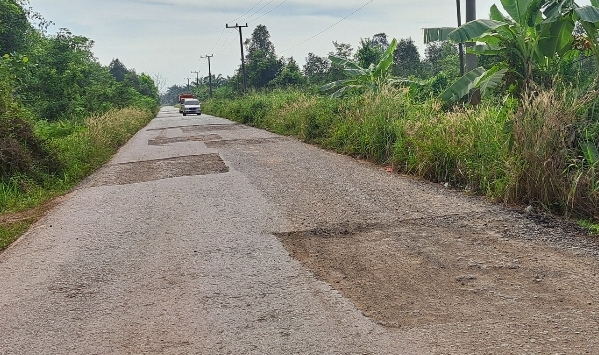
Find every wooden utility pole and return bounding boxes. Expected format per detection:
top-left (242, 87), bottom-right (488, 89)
top-left (201, 55), bottom-right (214, 98)
top-left (185, 77), bottom-right (191, 91)
top-left (226, 23), bottom-right (248, 93)
top-left (191, 71), bottom-right (200, 87)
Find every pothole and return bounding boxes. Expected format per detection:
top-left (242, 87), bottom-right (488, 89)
top-left (148, 134), bottom-right (222, 146)
top-left (88, 154), bottom-right (229, 186)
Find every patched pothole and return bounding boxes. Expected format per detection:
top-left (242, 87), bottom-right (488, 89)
top-left (181, 124), bottom-right (247, 132)
top-left (146, 124), bottom-right (245, 132)
top-left (205, 137), bottom-right (288, 148)
top-left (275, 218), bottom-right (599, 330)
top-left (88, 154), bottom-right (229, 186)
top-left (148, 134), bottom-right (222, 146)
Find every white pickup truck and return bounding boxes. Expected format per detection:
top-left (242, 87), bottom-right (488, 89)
top-left (180, 98), bottom-right (201, 116)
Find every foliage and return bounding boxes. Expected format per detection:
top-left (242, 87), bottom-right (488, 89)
top-left (355, 33), bottom-right (389, 69)
top-left (321, 38), bottom-right (398, 97)
top-left (447, 0), bottom-right (599, 99)
top-left (108, 58), bottom-right (128, 82)
top-left (392, 38), bottom-right (422, 77)
top-left (0, 0), bottom-right (32, 55)
top-left (440, 66), bottom-right (508, 102)
top-left (303, 52), bottom-right (330, 85)
top-left (270, 57), bottom-right (305, 88)
top-left (243, 25), bottom-right (284, 89)
top-left (423, 41), bottom-right (461, 78)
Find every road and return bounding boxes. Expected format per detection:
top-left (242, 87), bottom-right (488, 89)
top-left (1, 107), bottom-right (598, 354)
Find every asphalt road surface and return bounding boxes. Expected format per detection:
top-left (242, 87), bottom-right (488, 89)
top-left (1, 107), bottom-right (598, 354)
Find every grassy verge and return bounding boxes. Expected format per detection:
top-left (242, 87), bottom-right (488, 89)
top-left (0, 107), bottom-right (156, 251)
top-left (204, 87), bottom-right (599, 221)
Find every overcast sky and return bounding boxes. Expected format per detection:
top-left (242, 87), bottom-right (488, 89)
top-left (26, 0), bottom-right (592, 90)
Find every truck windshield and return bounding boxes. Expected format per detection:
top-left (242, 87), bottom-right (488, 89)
top-left (185, 100), bottom-right (199, 105)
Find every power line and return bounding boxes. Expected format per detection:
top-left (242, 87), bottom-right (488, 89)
top-left (244, 0), bottom-right (277, 22)
top-left (281, 0), bottom-right (375, 53)
top-left (247, 0), bottom-right (290, 23)
top-left (208, 28), bottom-right (226, 54)
top-left (231, 0), bottom-right (264, 23)
top-left (215, 31), bottom-right (237, 55)
top-left (208, 0), bottom-right (264, 56)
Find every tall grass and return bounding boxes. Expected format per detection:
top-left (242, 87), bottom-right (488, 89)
top-left (204, 86), bottom-right (599, 220)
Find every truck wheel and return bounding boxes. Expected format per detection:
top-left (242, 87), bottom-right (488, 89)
top-left (197, 112), bottom-right (201, 115)
top-left (183, 113), bottom-right (187, 116)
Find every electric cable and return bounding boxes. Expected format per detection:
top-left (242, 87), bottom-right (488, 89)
top-left (247, 0), bottom-right (290, 23)
top-left (280, 0), bottom-right (375, 53)
top-left (230, 0), bottom-right (265, 23)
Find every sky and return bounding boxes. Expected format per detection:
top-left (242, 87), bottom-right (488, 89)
top-left (26, 0), bottom-right (593, 91)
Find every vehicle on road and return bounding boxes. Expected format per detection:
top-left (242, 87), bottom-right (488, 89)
top-left (181, 98), bottom-right (201, 116)
top-left (178, 93), bottom-right (195, 113)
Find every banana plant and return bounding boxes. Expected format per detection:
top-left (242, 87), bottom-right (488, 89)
top-left (440, 66), bottom-right (507, 102)
top-left (443, 0), bottom-right (599, 101)
top-left (321, 38), bottom-right (398, 98)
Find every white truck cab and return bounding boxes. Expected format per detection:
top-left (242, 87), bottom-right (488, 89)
top-left (181, 98), bottom-right (201, 116)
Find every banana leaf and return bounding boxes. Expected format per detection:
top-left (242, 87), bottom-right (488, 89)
top-left (538, 18), bottom-right (575, 57)
top-left (477, 66), bottom-right (508, 97)
top-left (440, 66), bottom-right (507, 102)
top-left (448, 19), bottom-right (507, 43)
top-left (373, 38), bottom-right (397, 79)
top-left (574, 6), bottom-right (599, 23)
top-left (423, 28), bottom-right (456, 44)
top-left (490, 4), bottom-right (512, 22)
top-left (500, 0), bottom-right (534, 26)
top-left (440, 67), bottom-right (487, 101)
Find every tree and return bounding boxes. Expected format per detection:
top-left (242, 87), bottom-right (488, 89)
top-left (392, 38), bottom-right (422, 77)
top-left (244, 25), bottom-right (283, 89)
top-left (109, 58), bottom-right (129, 82)
top-left (246, 24), bottom-right (275, 55)
top-left (371, 33), bottom-right (390, 51)
top-left (270, 57), bottom-right (305, 88)
top-left (303, 52), bottom-right (330, 85)
top-left (0, 0), bottom-right (32, 55)
top-left (355, 37), bottom-right (384, 69)
top-left (423, 41), bottom-right (460, 77)
top-left (327, 41), bottom-right (354, 82)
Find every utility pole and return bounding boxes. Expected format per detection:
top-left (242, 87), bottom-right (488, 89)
top-left (185, 77), bottom-right (191, 91)
top-left (201, 55), bottom-right (214, 98)
top-left (465, 0), bottom-right (477, 72)
top-left (191, 71), bottom-right (200, 87)
top-left (456, 0), bottom-right (465, 76)
top-left (226, 23), bottom-right (248, 93)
